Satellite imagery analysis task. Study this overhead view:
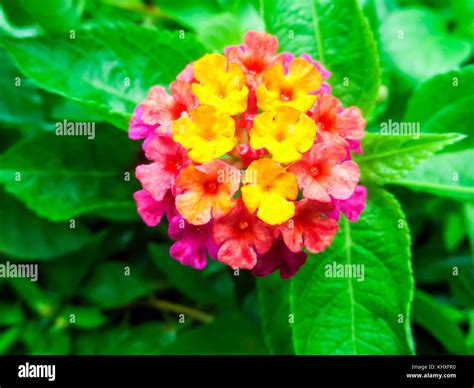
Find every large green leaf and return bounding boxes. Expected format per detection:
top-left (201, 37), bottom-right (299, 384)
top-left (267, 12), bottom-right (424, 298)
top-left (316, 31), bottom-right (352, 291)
top-left (156, 0), bottom-right (224, 28)
top-left (261, 0), bottom-right (380, 116)
top-left (391, 150), bottom-right (474, 201)
top-left (75, 323), bottom-right (177, 355)
top-left (291, 186), bottom-right (414, 354)
top-left (360, 0), bottom-right (397, 123)
top-left (41, 233), bottom-right (108, 298)
top-left (0, 23), bottom-right (206, 129)
top-left (149, 243), bottom-right (236, 307)
top-left (157, 0), bottom-right (263, 52)
top-left (0, 49), bottom-right (45, 128)
top-left (404, 66), bottom-right (474, 150)
top-left (81, 262), bottom-right (149, 308)
top-left (412, 290), bottom-right (469, 355)
top-left (15, 0), bottom-right (85, 33)
top-left (162, 314), bottom-right (266, 354)
top-left (361, 0), bottom-right (398, 35)
top-left (356, 133), bottom-right (466, 184)
top-left (0, 189), bottom-right (91, 260)
top-left (256, 274), bottom-right (294, 354)
top-left (0, 127), bottom-right (139, 221)
top-left (380, 8), bottom-right (471, 84)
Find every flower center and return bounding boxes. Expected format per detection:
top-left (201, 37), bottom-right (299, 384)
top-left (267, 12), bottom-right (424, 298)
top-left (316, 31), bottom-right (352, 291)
top-left (218, 84), bottom-right (227, 99)
top-left (173, 103), bottom-right (187, 120)
top-left (245, 57), bottom-right (265, 75)
top-left (205, 181), bottom-right (218, 194)
top-left (238, 221), bottom-right (249, 230)
top-left (310, 166), bottom-right (319, 176)
top-left (167, 159), bottom-right (182, 173)
top-left (280, 89), bottom-right (293, 102)
top-left (276, 131), bottom-right (286, 142)
top-left (194, 226), bottom-right (207, 234)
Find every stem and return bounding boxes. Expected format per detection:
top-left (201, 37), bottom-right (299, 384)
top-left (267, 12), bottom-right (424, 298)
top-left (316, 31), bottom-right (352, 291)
top-left (144, 299), bottom-right (214, 324)
top-left (99, 0), bottom-right (167, 19)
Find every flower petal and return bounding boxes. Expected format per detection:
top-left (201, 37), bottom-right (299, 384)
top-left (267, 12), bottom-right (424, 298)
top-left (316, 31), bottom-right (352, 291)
top-left (135, 162), bottom-right (172, 202)
top-left (218, 239), bottom-right (257, 270)
top-left (282, 199), bottom-right (339, 253)
top-left (253, 237), bottom-right (308, 279)
top-left (133, 190), bottom-right (171, 226)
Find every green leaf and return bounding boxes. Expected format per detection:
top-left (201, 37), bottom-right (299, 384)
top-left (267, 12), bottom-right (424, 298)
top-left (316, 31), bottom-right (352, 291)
top-left (228, 0), bottom-right (265, 32)
top-left (1, 0), bottom-right (37, 27)
top-left (75, 322), bottom-right (177, 355)
top-left (449, 264), bottom-right (474, 308)
top-left (414, 255), bottom-right (471, 285)
top-left (391, 150), bottom-right (474, 201)
top-left (17, 0), bottom-right (84, 33)
top-left (20, 323), bottom-right (71, 355)
top-left (88, 203), bottom-right (139, 222)
top-left (0, 4), bottom-right (41, 39)
top-left (256, 274), bottom-right (294, 354)
top-left (57, 306), bottom-right (107, 329)
top-left (404, 66), bottom-right (474, 150)
top-left (412, 290), bottom-right (469, 355)
top-left (9, 278), bottom-right (59, 317)
top-left (0, 303), bottom-right (24, 326)
top-left (84, 0), bottom-right (151, 25)
top-left (360, 0), bottom-right (396, 123)
top-left (0, 128), bottom-right (21, 154)
top-left (149, 243), bottom-right (236, 306)
top-left (156, 0), bottom-right (224, 28)
top-left (261, 0), bottom-right (380, 116)
top-left (380, 8), bottom-right (471, 84)
top-left (290, 186), bottom-right (414, 354)
top-left (157, 0), bottom-right (263, 52)
top-left (0, 49), bottom-right (45, 128)
top-left (468, 310), bottom-right (474, 353)
top-left (0, 23), bottom-right (206, 129)
top-left (452, 0), bottom-right (474, 41)
top-left (191, 13), bottom-right (243, 52)
top-left (361, 0), bottom-right (398, 34)
top-left (416, 297), bottom-right (467, 325)
top-left (0, 128), bottom-right (139, 221)
top-left (356, 133), bottom-right (465, 184)
top-left (0, 326), bottom-right (20, 354)
top-left (162, 314), bottom-right (266, 354)
top-left (41, 232), bottom-right (107, 298)
top-left (443, 212), bottom-right (466, 252)
top-left (242, 290), bottom-right (260, 323)
top-left (51, 98), bottom-right (109, 123)
top-left (81, 262), bottom-right (149, 308)
top-left (0, 189), bottom-right (91, 260)
top-left (464, 202), bottom-right (474, 255)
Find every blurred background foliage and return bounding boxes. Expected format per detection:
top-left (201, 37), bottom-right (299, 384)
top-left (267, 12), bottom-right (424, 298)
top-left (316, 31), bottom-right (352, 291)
top-left (0, 0), bottom-right (472, 355)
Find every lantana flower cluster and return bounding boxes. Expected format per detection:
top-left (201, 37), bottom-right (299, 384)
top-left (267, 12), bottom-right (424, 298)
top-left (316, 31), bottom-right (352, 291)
top-left (129, 31), bottom-right (367, 279)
